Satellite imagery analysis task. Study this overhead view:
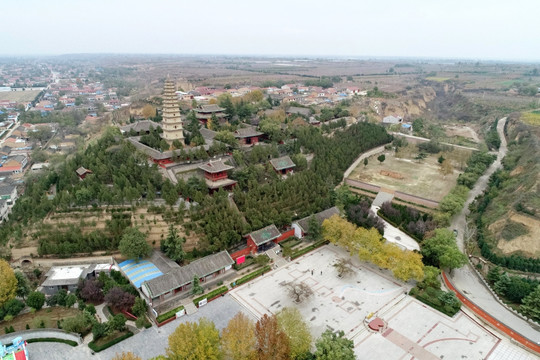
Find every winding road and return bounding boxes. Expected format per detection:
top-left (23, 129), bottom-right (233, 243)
top-left (447, 118), bottom-right (540, 352)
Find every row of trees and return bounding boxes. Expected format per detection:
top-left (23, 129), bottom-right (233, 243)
top-left (145, 308), bottom-right (354, 360)
top-left (487, 267), bottom-right (540, 321)
top-left (322, 216), bottom-right (425, 282)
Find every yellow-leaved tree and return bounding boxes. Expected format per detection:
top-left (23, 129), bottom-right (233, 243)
top-left (112, 352), bottom-right (142, 360)
top-left (167, 317), bottom-right (222, 360)
top-left (322, 216), bottom-right (424, 282)
top-left (276, 307), bottom-right (312, 359)
top-left (221, 312), bottom-right (256, 360)
top-left (0, 259), bottom-right (17, 308)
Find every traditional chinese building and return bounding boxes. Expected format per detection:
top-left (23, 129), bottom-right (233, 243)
top-left (269, 155), bottom-right (296, 175)
top-left (198, 159), bottom-right (237, 192)
top-left (195, 104), bottom-right (227, 125)
top-left (75, 166), bottom-right (92, 180)
top-left (234, 126), bottom-right (263, 146)
top-left (161, 79), bottom-right (184, 146)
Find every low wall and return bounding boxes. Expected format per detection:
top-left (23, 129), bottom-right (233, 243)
top-left (345, 179), bottom-right (439, 209)
top-left (276, 229), bottom-right (295, 243)
top-left (230, 247), bottom-right (251, 260)
top-left (0, 329), bottom-right (82, 345)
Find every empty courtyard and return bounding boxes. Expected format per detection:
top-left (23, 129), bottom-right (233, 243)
top-left (230, 245), bottom-right (536, 360)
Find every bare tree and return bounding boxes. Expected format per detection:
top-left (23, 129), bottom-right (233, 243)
top-left (285, 281), bottom-right (313, 303)
top-left (333, 258), bottom-right (354, 278)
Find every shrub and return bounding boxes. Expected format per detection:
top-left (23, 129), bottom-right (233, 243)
top-left (291, 240), bottom-right (328, 259)
top-left (231, 265), bottom-right (272, 287)
top-left (26, 338), bottom-right (78, 346)
top-left (156, 305), bottom-right (185, 323)
top-left (88, 331), bottom-right (134, 352)
top-left (193, 286), bottom-right (228, 306)
top-left (27, 291), bottom-right (46, 310)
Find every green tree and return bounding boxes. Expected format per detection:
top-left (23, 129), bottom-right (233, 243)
top-left (377, 154), bottom-right (386, 164)
top-left (26, 291), bottom-right (45, 310)
top-left (119, 227), bottom-right (152, 260)
top-left (307, 215), bottom-right (322, 241)
top-left (0, 259), bottom-right (17, 308)
top-left (421, 229), bottom-right (467, 270)
top-left (520, 285), bottom-right (540, 322)
top-left (191, 275), bottom-right (203, 295)
top-left (161, 225), bottom-right (186, 263)
top-left (65, 294), bottom-right (77, 308)
top-left (167, 317), bottom-right (222, 360)
top-left (314, 330), bottom-right (355, 360)
top-left (363, 158), bottom-right (368, 167)
top-left (276, 308), bottom-right (312, 359)
top-left (132, 297), bottom-right (147, 317)
top-left (15, 271), bottom-right (30, 300)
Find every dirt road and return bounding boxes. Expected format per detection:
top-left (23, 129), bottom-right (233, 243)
top-left (446, 118), bottom-right (540, 351)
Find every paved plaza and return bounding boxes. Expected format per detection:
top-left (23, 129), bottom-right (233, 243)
top-left (229, 245), bottom-right (538, 360)
top-left (26, 244), bottom-right (538, 360)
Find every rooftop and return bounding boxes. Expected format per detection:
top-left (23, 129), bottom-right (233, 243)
top-left (269, 155), bottom-right (296, 171)
top-left (198, 160), bottom-right (233, 173)
top-left (42, 265), bottom-right (86, 287)
top-left (234, 126), bottom-right (263, 138)
top-left (248, 224), bottom-right (281, 246)
top-left (142, 250), bottom-right (234, 298)
top-left (295, 206), bottom-right (340, 233)
top-left (120, 120), bottom-right (161, 134)
top-left (195, 104), bottom-right (225, 113)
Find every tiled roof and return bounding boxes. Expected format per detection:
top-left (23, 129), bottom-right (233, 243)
top-left (295, 206), bottom-right (340, 233)
top-left (234, 126), bottom-right (263, 138)
top-left (195, 104), bottom-right (225, 113)
top-left (142, 251), bottom-right (234, 298)
top-left (198, 160), bottom-right (233, 173)
top-left (269, 156), bottom-right (295, 171)
top-left (248, 224), bottom-right (281, 246)
top-left (120, 120), bottom-right (161, 133)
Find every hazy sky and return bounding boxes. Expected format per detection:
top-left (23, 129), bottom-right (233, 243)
top-left (2, 0), bottom-right (540, 61)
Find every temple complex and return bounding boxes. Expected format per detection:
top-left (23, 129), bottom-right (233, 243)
top-left (161, 78), bottom-right (184, 146)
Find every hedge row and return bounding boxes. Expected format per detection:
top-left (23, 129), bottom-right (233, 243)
top-left (156, 305), bottom-right (185, 323)
top-left (26, 338), bottom-right (78, 347)
top-left (193, 286), bottom-right (228, 306)
top-left (231, 265), bottom-right (272, 287)
top-left (411, 291), bottom-right (460, 317)
top-left (290, 240), bottom-right (329, 260)
top-left (88, 331), bottom-right (133, 353)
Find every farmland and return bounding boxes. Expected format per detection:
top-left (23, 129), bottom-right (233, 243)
top-left (0, 89), bottom-right (41, 102)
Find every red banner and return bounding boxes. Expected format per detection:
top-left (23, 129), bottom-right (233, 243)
top-left (236, 255), bottom-right (245, 265)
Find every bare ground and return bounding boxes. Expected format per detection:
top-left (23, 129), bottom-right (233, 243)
top-left (348, 148), bottom-right (464, 202)
top-left (491, 212), bottom-right (540, 257)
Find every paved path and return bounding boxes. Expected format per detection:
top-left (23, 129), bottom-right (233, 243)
top-left (342, 144), bottom-right (387, 182)
top-left (26, 295), bottom-right (254, 360)
top-left (447, 118), bottom-right (540, 353)
top-left (371, 205), bottom-right (420, 251)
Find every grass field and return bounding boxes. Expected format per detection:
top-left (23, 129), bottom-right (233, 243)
top-left (348, 146), bottom-right (468, 202)
top-left (425, 76), bottom-right (450, 82)
top-left (0, 90), bottom-right (41, 102)
top-left (521, 111), bottom-right (540, 126)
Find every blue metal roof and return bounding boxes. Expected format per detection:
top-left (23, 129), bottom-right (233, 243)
top-left (118, 259), bottom-right (163, 288)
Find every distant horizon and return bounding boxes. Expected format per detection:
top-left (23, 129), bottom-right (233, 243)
top-left (0, 52), bottom-right (539, 64)
top-left (2, 0), bottom-right (540, 62)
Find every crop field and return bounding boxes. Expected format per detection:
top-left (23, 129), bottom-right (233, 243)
top-left (0, 90), bottom-right (41, 102)
top-left (521, 111), bottom-right (540, 126)
top-left (348, 146), bottom-right (469, 202)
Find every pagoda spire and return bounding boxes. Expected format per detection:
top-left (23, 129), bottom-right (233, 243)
top-left (160, 78), bottom-right (184, 147)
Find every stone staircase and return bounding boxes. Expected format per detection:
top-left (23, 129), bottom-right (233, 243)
top-left (183, 300), bottom-right (198, 315)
